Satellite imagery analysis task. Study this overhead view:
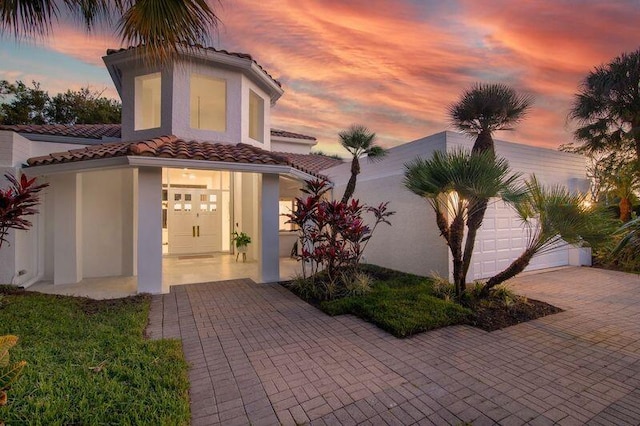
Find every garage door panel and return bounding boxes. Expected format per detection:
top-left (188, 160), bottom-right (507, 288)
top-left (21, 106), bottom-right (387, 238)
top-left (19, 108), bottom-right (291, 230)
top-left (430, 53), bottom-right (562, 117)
top-left (467, 199), bottom-right (571, 280)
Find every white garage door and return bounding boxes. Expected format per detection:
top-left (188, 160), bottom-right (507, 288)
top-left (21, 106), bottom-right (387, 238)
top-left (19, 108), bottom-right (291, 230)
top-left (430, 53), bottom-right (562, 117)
top-left (467, 199), bottom-right (569, 281)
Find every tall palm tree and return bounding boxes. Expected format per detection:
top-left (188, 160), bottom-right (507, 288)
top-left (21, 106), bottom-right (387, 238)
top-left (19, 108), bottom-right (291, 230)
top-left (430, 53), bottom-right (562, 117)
top-left (339, 125), bottom-right (386, 203)
top-left (0, 0), bottom-right (219, 64)
top-left (570, 49), bottom-right (640, 177)
top-left (482, 176), bottom-right (598, 295)
top-left (404, 149), bottom-right (522, 298)
top-left (449, 83), bottom-right (533, 284)
top-left (449, 83), bottom-right (533, 156)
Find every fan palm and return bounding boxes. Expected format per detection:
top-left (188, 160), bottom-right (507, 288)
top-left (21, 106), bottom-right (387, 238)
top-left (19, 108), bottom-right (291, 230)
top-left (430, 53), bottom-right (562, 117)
top-left (482, 176), bottom-right (597, 294)
top-left (404, 149), bottom-right (522, 298)
top-left (570, 49), bottom-right (640, 174)
top-left (0, 0), bottom-right (219, 64)
top-left (449, 83), bottom-right (533, 285)
top-left (339, 125), bottom-right (386, 203)
top-left (449, 83), bottom-right (533, 156)
top-left (606, 163), bottom-right (639, 222)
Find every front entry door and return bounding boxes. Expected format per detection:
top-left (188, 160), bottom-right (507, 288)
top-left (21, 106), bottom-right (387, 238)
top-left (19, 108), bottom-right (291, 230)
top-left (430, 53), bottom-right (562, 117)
top-left (168, 188), bottom-right (222, 254)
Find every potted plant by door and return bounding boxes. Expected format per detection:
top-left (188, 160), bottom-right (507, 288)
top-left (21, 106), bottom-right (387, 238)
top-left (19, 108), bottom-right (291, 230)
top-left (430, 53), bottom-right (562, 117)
top-left (232, 231), bottom-right (251, 262)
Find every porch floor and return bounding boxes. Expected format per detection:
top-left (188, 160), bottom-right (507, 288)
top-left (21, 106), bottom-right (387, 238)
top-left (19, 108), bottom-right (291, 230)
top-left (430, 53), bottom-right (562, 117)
top-left (27, 254), bottom-right (302, 299)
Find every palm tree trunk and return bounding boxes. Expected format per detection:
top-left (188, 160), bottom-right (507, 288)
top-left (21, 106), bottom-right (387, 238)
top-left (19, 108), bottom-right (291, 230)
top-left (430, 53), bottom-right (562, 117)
top-left (341, 157), bottom-right (360, 203)
top-left (481, 246), bottom-right (537, 297)
top-left (461, 198), bottom-right (488, 285)
top-left (620, 197), bottom-right (632, 222)
top-left (472, 129), bottom-right (495, 156)
top-left (449, 215), bottom-right (466, 297)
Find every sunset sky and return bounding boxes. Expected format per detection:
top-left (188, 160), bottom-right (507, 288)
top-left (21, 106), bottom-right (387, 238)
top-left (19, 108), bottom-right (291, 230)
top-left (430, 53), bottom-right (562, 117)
top-left (1, 0), bottom-right (639, 155)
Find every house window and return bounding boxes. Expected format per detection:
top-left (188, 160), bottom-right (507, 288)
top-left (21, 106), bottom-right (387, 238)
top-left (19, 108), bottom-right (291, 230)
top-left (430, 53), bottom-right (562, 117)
top-left (279, 199), bottom-right (296, 231)
top-left (249, 90), bottom-right (264, 142)
top-left (190, 74), bottom-right (226, 131)
top-left (135, 73), bottom-right (161, 130)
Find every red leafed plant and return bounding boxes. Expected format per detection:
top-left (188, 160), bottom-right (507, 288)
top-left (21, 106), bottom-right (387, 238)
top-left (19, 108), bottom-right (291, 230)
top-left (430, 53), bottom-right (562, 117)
top-left (285, 179), bottom-right (394, 298)
top-left (0, 173), bottom-right (48, 249)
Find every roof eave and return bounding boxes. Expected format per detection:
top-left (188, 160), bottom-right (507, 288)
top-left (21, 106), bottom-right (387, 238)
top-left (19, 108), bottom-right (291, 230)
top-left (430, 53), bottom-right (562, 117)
top-left (24, 156), bottom-right (318, 182)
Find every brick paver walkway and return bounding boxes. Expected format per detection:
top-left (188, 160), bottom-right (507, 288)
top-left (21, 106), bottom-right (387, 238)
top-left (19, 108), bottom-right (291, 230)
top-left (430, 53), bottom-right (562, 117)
top-left (146, 267), bottom-right (640, 425)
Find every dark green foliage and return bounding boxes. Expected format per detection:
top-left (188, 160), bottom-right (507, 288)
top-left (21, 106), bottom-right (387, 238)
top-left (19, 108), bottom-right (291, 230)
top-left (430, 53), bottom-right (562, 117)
top-left (0, 80), bottom-right (121, 125)
top-left (317, 265), bottom-right (471, 338)
top-left (0, 289), bottom-right (190, 425)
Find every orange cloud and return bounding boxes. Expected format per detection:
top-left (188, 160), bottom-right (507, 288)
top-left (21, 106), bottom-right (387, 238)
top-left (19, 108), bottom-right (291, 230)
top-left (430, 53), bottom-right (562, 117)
top-left (3, 0), bottom-right (639, 156)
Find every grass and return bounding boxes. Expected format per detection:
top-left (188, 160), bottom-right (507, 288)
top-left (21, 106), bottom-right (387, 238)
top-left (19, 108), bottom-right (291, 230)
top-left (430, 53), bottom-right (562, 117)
top-left (0, 286), bottom-right (190, 425)
top-left (318, 265), bottom-right (471, 337)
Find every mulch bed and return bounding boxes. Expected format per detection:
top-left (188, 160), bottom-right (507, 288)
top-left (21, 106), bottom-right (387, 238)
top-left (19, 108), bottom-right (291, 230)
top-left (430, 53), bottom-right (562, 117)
top-left (467, 297), bottom-right (563, 332)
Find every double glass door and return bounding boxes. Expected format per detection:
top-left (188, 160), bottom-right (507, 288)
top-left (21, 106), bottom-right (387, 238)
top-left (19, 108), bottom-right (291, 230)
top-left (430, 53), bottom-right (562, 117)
top-left (167, 188), bottom-right (222, 254)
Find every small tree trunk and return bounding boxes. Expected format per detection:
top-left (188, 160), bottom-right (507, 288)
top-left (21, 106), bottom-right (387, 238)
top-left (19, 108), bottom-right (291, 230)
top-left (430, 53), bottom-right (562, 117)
top-left (481, 246), bottom-right (537, 297)
top-left (472, 129), bottom-right (495, 157)
top-left (341, 157), bottom-right (360, 203)
top-left (620, 197), bottom-right (632, 222)
top-left (461, 198), bottom-right (488, 284)
top-left (449, 214), bottom-right (466, 298)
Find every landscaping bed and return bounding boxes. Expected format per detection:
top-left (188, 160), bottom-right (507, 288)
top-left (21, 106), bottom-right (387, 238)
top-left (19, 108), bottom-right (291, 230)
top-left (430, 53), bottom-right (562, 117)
top-left (284, 264), bottom-right (562, 337)
top-left (0, 286), bottom-right (190, 425)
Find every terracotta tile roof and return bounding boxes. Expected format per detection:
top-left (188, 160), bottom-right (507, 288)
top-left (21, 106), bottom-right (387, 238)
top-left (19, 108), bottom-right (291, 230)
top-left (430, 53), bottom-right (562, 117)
top-left (2, 124), bottom-right (317, 142)
top-left (276, 152), bottom-right (343, 174)
top-left (0, 124), bottom-right (121, 139)
top-left (271, 129), bottom-right (316, 141)
top-left (25, 135), bottom-right (332, 178)
top-left (106, 45), bottom-right (282, 87)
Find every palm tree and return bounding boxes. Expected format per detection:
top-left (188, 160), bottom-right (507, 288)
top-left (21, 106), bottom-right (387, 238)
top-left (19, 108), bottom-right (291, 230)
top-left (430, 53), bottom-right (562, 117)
top-left (482, 176), bottom-right (598, 295)
top-left (606, 163), bottom-right (639, 222)
top-left (339, 125), bottom-right (386, 203)
top-left (449, 83), bottom-right (533, 285)
top-left (449, 83), bottom-right (533, 156)
top-left (404, 149), bottom-right (522, 298)
top-left (0, 0), bottom-right (219, 64)
top-left (570, 49), bottom-right (640, 176)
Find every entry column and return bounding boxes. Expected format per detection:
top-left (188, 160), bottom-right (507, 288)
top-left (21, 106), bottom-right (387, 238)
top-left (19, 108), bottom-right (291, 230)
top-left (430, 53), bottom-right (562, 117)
top-left (52, 173), bottom-right (82, 285)
top-left (260, 173), bottom-right (279, 283)
top-left (137, 167), bottom-right (165, 294)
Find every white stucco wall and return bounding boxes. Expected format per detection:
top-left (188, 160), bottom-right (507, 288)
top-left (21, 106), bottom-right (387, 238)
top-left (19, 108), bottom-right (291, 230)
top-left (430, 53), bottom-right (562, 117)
top-left (271, 138), bottom-right (316, 154)
top-left (81, 169), bottom-right (129, 278)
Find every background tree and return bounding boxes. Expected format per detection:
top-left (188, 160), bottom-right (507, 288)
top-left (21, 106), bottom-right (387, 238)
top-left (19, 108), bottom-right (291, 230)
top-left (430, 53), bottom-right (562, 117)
top-left (0, 80), bottom-right (49, 124)
top-left (570, 48), bottom-right (640, 178)
top-left (0, 0), bottom-right (220, 64)
top-left (0, 80), bottom-right (121, 125)
top-left (403, 149), bottom-right (521, 298)
top-left (606, 164), bottom-right (639, 222)
top-left (449, 83), bottom-right (533, 284)
top-left (339, 125), bottom-right (386, 203)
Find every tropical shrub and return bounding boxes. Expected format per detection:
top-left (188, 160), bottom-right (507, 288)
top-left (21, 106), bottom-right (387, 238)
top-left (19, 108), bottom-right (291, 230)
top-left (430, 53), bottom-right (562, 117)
top-left (0, 173), bottom-right (48, 249)
top-left (284, 179), bottom-right (393, 300)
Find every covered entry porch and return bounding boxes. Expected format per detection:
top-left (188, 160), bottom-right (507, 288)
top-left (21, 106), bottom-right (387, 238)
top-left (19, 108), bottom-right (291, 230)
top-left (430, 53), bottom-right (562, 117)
top-left (24, 138), bottom-right (317, 295)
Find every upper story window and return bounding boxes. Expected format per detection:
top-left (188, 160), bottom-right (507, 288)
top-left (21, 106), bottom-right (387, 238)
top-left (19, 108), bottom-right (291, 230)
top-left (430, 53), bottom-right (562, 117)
top-left (249, 90), bottom-right (264, 142)
top-left (135, 73), bottom-right (161, 130)
top-left (190, 74), bottom-right (226, 132)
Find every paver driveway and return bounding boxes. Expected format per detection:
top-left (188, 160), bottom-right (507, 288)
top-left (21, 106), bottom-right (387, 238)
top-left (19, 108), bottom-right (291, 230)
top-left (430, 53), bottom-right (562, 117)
top-left (147, 267), bottom-right (640, 425)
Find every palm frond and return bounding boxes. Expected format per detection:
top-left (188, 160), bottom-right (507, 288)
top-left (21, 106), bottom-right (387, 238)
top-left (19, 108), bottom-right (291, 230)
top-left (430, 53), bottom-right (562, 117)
top-left (118, 0), bottom-right (219, 65)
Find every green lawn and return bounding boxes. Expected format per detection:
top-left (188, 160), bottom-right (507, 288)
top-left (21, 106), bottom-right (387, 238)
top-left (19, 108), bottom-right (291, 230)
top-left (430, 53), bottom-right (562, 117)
top-left (319, 265), bottom-right (471, 337)
top-left (0, 287), bottom-right (190, 425)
